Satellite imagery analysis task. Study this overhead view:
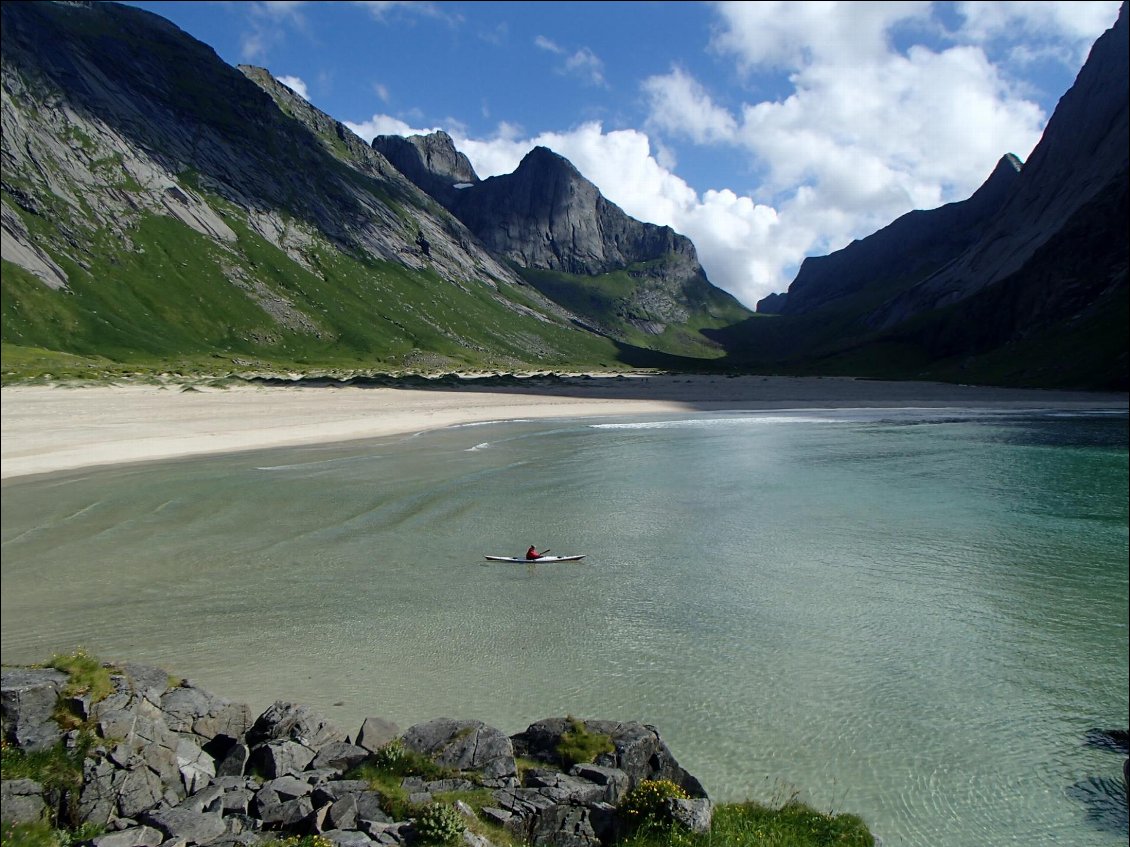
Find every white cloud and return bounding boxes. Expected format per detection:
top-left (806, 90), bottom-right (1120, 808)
top-left (563, 47), bottom-right (607, 87)
top-left (536, 36), bottom-right (607, 87)
top-left (277, 75), bottom-right (310, 101)
top-left (534, 35), bottom-right (563, 54)
top-left (643, 67), bottom-right (737, 145)
top-left (342, 2), bottom-right (1122, 309)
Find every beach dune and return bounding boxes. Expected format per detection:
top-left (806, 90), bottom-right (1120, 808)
top-left (2, 374), bottom-right (1125, 480)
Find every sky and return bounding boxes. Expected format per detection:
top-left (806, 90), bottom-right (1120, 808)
top-left (124, 1), bottom-right (1123, 309)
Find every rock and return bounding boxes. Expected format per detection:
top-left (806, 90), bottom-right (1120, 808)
top-left (665, 797), bottom-right (713, 833)
top-left (247, 702), bottom-right (347, 751)
top-left (324, 794), bottom-right (358, 830)
top-left (355, 717), bottom-right (400, 754)
top-left (160, 685), bottom-right (253, 743)
top-left (140, 807), bottom-right (227, 845)
top-left (1, 667), bottom-right (68, 752)
top-left (248, 739), bottom-right (316, 778)
top-left (91, 825), bottom-right (165, 847)
top-left (258, 796), bottom-right (315, 830)
top-left (523, 770), bottom-right (605, 805)
top-left (320, 829), bottom-right (377, 847)
top-left (215, 743), bottom-right (250, 777)
top-left (568, 765), bottom-right (630, 804)
top-left (1, 778), bottom-right (48, 824)
top-left (119, 665), bottom-right (173, 703)
top-left (261, 775), bottom-right (312, 802)
top-left (513, 719), bottom-right (706, 797)
top-left (310, 741), bottom-right (370, 773)
top-left (401, 718), bottom-right (516, 780)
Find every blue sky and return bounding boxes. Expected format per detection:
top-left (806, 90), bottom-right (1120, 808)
top-left (124, 1), bottom-right (1123, 308)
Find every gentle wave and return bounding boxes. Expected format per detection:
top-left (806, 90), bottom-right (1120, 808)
top-left (589, 415), bottom-right (853, 430)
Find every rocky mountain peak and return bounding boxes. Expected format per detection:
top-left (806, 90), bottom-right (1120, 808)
top-left (370, 131), bottom-right (478, 205)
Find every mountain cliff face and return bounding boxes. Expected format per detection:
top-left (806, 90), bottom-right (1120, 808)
top-left (742, 1), bottom-right (1128, 389)
top-left (372, 135), bottom-right (750, 344)
top-left (763, 154), bottom-right (1022, 316)
top-left (370, 130), bottom-right (480, 207)
top-left (866, 0), bottom-right (1129, 331)
top-left (0, 1), bottom-right (747, 377)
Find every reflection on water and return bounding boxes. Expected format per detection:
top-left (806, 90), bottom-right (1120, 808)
top-left (2, 407), bottom-right (1127, 847)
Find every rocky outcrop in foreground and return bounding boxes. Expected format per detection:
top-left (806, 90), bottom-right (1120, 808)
top-left (1, 664), bottom-right (711, 847)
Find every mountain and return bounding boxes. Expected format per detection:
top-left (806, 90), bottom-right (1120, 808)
top-left (742, 1), bottom-right (1128, 390)
top-left (0, 1), bottom-right (747, 382)
top-left (760, 154), bottom-right (1022, 316)
top-left (374, 133), bottom-right (750, 355)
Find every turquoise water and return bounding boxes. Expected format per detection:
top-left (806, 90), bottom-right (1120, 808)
top-left (2, 407), bottom-right (1127, 846)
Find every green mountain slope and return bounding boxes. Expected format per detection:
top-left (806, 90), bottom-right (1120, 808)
top-left (0, 1), bottom-right (751, 383)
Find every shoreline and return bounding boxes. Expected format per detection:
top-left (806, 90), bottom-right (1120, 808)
top-left (2, 374), bottom-right (1126, 480)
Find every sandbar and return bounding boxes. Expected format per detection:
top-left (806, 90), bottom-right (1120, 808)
top-left (2, 374), bottom-right (1126, 480)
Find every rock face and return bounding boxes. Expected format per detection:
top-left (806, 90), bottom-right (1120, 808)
top-left (1, 664), bottom-right (712, 847)
top-left (0, 1), bottom-right (750, 371)
top-left (768, 154), bottom-right (1022, 316)
top-left (748, 1), bottom-right (1128, 389)
top-left (372, 136), bottom-right (751, 339)
top-left (370, 131), bottom-right (480, 207)
top-left (867, 1), bottom-right (1128, 329)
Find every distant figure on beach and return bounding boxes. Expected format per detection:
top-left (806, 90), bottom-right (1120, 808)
top-left (526, 545), bottom-right (543, 560)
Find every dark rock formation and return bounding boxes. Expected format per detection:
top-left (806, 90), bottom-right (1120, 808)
top-left (772, 154), bottom-right (1021, 316)
top-left (868, 2), bottom-right (1129, 329)
top-left (370, 131), bottom-right (479, 207)
top-left (370, 136), bottom-right (751, 339)
top-left (1, 664), bottom-right (712, 847)
top-left (742, 1), bottom-right (1128, 389)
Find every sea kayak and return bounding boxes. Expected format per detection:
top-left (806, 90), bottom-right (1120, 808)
top-left (485, 555), bottom-right (586, 563)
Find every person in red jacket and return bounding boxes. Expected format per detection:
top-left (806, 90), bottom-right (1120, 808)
top-left (526, 545), bottom-right (546, 560)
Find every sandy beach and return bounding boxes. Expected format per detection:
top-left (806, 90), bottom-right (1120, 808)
top-left (2, 374), bottom-right (1126, 480)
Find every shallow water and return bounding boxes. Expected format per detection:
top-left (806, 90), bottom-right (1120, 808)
top-left (2, 406), bottom-right (1127, 846)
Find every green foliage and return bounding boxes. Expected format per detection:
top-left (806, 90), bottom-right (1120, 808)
top-left (344, 740), bottom-right (461, 822)
top-left (1, 819), bottom-right (59, 847)
top-left (413, 803), bottom-right (466, 846)
top-left (46, 649), bottom-right (114, 703)
top-left (555, 716), bottom-right (614, 768)
top-left (615, 798), bottom-right (874, 847)
top-left (257, 836), bottom-right (336, 847)
top-left (618, 778), bottom-right (691, 832)
top-left (0, 741), bottom-right (84, 796)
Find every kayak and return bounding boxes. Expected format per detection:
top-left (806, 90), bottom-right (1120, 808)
top-left (485, 555), bottom-right (586, 563)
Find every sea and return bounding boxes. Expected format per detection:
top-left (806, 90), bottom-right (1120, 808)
top-left (2, 405), bottom-right (1127, 847)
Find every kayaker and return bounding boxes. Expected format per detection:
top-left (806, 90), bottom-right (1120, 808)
top-left (526, 545), bottom-right (543, 560)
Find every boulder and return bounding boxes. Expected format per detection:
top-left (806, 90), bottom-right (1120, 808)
top-left (246, 702), bottom-right (346, 751)
top-left (355, 717), bottom-right (399, 754)
top-left (513, 718), bottom-right (706, 797)
top-left (666, 797), bottom-right (713, 833)
top-left (0, 667), bottom-right (68, 752)
top-left (0, 778), bottom-right (48, 824)
top-left (310, 741), bottom-right (370, 773)
top-left (321, 829), bottom-right (377, 847)
top-left (400, 718), bottom-right (516, 783)
top-left (248, 739), bottom-right (316, 778)
top-left (568, 765), bottom-right (630, 804)
top-left (90, 825), bottom-right (164, 847)
top-left (160, 684), bottom-right (253, 744)
top-left (216, 743), bottom-right (250, 777)
top-left (140, 806), bottom-right (227, 844)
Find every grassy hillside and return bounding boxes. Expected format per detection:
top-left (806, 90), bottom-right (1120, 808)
top-left (1, 194), bottom-right (632, 384)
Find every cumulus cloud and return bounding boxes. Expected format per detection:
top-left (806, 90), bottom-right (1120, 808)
top-left (277, 75), bottom-right (310, 101)
top-left (343, 1), bottom-right (1121, 308)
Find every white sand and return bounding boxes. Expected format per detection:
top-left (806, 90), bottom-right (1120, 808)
top-left (2, 375), bottom-right (1125, 480)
